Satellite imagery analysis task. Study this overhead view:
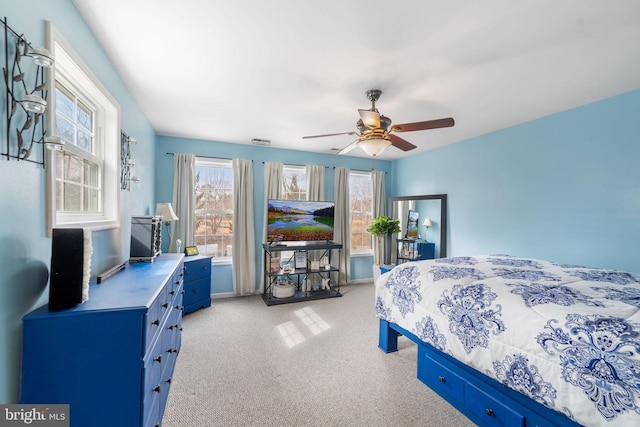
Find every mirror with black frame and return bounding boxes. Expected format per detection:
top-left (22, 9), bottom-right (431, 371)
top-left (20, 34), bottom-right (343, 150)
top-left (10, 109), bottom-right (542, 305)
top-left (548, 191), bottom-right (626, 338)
top-left (388, 194), bottom-right (447, 263)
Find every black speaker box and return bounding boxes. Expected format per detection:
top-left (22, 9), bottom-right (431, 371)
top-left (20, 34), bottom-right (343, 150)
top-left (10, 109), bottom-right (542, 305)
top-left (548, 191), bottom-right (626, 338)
top-left (49, 228), bottom-right (90, 309)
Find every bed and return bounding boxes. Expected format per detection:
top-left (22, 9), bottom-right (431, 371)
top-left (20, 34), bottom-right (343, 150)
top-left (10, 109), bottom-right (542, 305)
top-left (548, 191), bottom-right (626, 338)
top-left (375, 255), bottom-right (640, 427)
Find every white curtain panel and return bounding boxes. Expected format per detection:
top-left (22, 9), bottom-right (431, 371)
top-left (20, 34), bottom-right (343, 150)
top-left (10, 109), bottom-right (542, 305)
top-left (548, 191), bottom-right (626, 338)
top-left (333, 167), bottom-right (350, 284)
top-left (371, 170), bottom-right (386, 265)
top-left (261, 162), bottom-right (283, 292)
top-left (232, 158), bottom-right (256, 295)
top-left (170, 153), bottom-right (195, 252)
top-left (306, 164), bottom-right (326, 263)
top-left (306, 165), bottom-right (325, 201)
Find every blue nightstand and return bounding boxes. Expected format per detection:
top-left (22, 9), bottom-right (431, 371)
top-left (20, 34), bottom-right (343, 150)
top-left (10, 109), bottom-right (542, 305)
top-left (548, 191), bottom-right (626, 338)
top-left (380, 264), bottom-right (395, 274)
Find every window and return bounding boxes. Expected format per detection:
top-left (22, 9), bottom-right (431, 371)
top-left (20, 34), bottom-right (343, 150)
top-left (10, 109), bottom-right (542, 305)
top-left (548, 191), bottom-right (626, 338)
top-left (282, 165), bottom-right (307, 200)
top-left (276, 165), bottom-right (308, 260)
top-left (46, 24), bottom-right (120, 233)
top-left (349, 171), bottom-right (373, 254)
top-left (194, 158), bottom-right (233, 260)
top-left (54, 82), bottom-right (100, 213)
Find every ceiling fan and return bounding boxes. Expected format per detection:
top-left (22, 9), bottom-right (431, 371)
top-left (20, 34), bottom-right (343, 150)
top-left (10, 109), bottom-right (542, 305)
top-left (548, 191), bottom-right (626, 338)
top-left (302, 89), bottom-right (455, 157)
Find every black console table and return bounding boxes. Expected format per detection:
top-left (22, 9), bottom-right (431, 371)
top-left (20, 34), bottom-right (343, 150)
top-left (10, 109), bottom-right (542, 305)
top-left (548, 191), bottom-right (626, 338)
top-left (262, 241), bottom-right (342, 306)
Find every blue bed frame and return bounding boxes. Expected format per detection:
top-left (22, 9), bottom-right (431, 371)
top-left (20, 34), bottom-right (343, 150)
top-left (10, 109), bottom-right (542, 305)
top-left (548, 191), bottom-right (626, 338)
top-left (378, 319), bottom-right (582, 427)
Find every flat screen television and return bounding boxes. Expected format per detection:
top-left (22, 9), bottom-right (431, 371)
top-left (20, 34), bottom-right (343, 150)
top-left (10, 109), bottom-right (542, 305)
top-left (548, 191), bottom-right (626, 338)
top-left (406, 210), bottom-right (419, 239)
top-left (267, 200), bottom-right (335, 242)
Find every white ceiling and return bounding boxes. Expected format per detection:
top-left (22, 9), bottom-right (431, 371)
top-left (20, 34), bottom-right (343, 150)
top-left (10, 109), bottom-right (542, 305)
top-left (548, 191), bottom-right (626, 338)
top-left (72, 0), bottom-right (640, 160)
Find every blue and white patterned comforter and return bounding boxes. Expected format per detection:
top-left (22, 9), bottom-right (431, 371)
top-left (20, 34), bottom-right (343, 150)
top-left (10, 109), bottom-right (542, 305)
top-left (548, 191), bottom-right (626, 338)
top-left (375, 255), bottom-right (640, 427)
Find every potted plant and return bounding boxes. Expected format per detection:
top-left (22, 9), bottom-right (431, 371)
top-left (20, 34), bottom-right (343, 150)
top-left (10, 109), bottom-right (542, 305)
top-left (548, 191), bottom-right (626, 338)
top-left (368, 216), bottom-right (401, 274)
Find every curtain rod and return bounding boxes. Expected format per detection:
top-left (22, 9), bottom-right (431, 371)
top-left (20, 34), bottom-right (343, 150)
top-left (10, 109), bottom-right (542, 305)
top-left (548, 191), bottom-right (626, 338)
top-left (333, 167), bottom-right (387, 174)
top-left (166, 152), bottom-right (233, 161)
top-left (262, 162), bottom-right (329, 168)
top-left (166, 153), bottom-right (379, 172)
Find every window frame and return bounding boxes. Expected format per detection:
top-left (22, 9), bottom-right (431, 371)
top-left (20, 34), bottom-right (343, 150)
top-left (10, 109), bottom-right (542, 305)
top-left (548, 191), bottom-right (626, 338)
top-left (45, 22), bottom-right (120, 235)
top-left (281, 165), bottom-right (307, 201)
top-left (349, 170), bottom-right (374, 256)
top-left (194, 157), bottom-right (234, 264)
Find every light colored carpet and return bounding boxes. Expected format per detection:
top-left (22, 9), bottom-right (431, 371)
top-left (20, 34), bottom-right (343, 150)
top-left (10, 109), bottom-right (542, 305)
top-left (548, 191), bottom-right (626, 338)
top-left (162, 283), bottom-right (475, 427)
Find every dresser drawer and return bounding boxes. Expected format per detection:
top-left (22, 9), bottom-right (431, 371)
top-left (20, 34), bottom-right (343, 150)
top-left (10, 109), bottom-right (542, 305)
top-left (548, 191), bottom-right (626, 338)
top-left (142, 374), bottom-right (162, 427)
top-left (184, 276), bottom-right (210, 306)
top-left (144, 282), bottom-right (174, 353)
top-left (170, 263), bottom-right (184, 295)
top-left (143, 338), bottom-right (164, 404)
top-left (418, 345), bottom-right (465, 403)
top-left (466, 382), bottom-right (525, 427)
top-left (184, 257), bottom-right (211, 281)
top-left (144, 297), bottom-right (163, 353)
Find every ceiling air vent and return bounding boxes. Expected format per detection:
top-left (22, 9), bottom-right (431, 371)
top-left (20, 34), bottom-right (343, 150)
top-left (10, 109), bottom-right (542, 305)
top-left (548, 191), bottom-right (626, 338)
top-left (251, 138), bottom-right (271, 146)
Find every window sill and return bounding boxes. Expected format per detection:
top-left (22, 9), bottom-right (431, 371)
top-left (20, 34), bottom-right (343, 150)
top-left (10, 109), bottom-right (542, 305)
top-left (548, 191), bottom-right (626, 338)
top-left (350, 251), bottom-right (373, 258)
top-left (50, 219), bottom-right (120, 236)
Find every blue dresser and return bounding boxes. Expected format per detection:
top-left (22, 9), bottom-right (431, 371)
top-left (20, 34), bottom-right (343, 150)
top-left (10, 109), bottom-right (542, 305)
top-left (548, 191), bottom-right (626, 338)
top-left (183, 255), bottom-right (212, 314)
top-left (20, 254), bottom-right (184, 427)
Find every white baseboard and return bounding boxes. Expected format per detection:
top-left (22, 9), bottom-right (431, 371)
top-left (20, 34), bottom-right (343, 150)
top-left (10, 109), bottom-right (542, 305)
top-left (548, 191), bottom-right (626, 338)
top-left (346, 278), bottom-right (374, 285)
top-left (211, 292), bottom-right (235, 299)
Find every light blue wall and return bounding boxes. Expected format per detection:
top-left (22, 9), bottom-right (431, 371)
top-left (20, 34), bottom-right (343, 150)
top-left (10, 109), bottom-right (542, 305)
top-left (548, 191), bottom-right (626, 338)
top-left (392, 89), bottom-right (640, 273)
top-left (155, 136), bottom-right (392, 293)
top-left (0, 0), bottom-right (157, 403)
top-left (3, 0), bottom-right (639, 408)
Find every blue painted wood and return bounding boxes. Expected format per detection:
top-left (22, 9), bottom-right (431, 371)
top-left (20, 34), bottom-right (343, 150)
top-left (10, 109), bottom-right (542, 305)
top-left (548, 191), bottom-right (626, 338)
top-left (378, 319), bottom-right (400, 353)
top-left (21, 254), bottom-right (184, 427)
top-left (418, 242), bottom-right (435, 260)
top-left (378, 319), bottom-right (581, 427)
top-left (183, 255), bottom-right (212, 314)
top-left (379, 265), bottom-right (394, 274)
top-left (396, 239), bottom-right (435, 264)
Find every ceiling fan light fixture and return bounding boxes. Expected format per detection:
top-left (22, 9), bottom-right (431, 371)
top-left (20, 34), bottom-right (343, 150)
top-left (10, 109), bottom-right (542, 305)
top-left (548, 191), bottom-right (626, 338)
top-left (359, 138), bottom-right (391, 157)
top-left (358, 109), bottom-right (380, 128)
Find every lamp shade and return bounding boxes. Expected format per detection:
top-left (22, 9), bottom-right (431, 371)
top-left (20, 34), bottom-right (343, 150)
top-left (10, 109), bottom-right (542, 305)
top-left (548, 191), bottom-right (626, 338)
top-left (155, 203), bottom-right (178, 221)
top-left (359, 138), bottom-right (391, 157)
top-left (422, 218), bottom-right (432, 227)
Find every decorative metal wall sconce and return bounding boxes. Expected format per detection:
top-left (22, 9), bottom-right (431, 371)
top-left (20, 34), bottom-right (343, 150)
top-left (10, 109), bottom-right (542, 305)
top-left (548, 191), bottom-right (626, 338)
top-left (121, 130), bottom-right (139, 190)
top-left (2, 17), bottom-right (56, 166)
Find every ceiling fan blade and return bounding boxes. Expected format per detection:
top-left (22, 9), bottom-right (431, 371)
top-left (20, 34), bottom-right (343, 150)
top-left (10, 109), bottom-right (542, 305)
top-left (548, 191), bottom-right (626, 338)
top-left (337, 139), bottom-right (361, 155)
top-left (391, 117), bottom-right (455, 133)
top-left (358, 109), bottom-right (380, 128)
top-left (389, 134), bottom-right (417, 151)
top-left (302, 131), bottom-right (358, 139)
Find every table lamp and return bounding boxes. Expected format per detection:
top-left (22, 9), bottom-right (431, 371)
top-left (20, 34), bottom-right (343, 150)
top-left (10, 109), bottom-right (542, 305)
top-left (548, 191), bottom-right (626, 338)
top-left (155, 203), bottom-right (179, 249)
top-left (422, 218), bottom-right (432, 242)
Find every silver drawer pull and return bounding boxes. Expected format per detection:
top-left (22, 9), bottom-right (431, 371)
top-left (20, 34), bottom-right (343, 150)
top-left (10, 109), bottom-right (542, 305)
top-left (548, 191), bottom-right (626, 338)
top-left (485, 408), bottom-right (494, 417)
top-left (438, 376), bottom-right (445, 383)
